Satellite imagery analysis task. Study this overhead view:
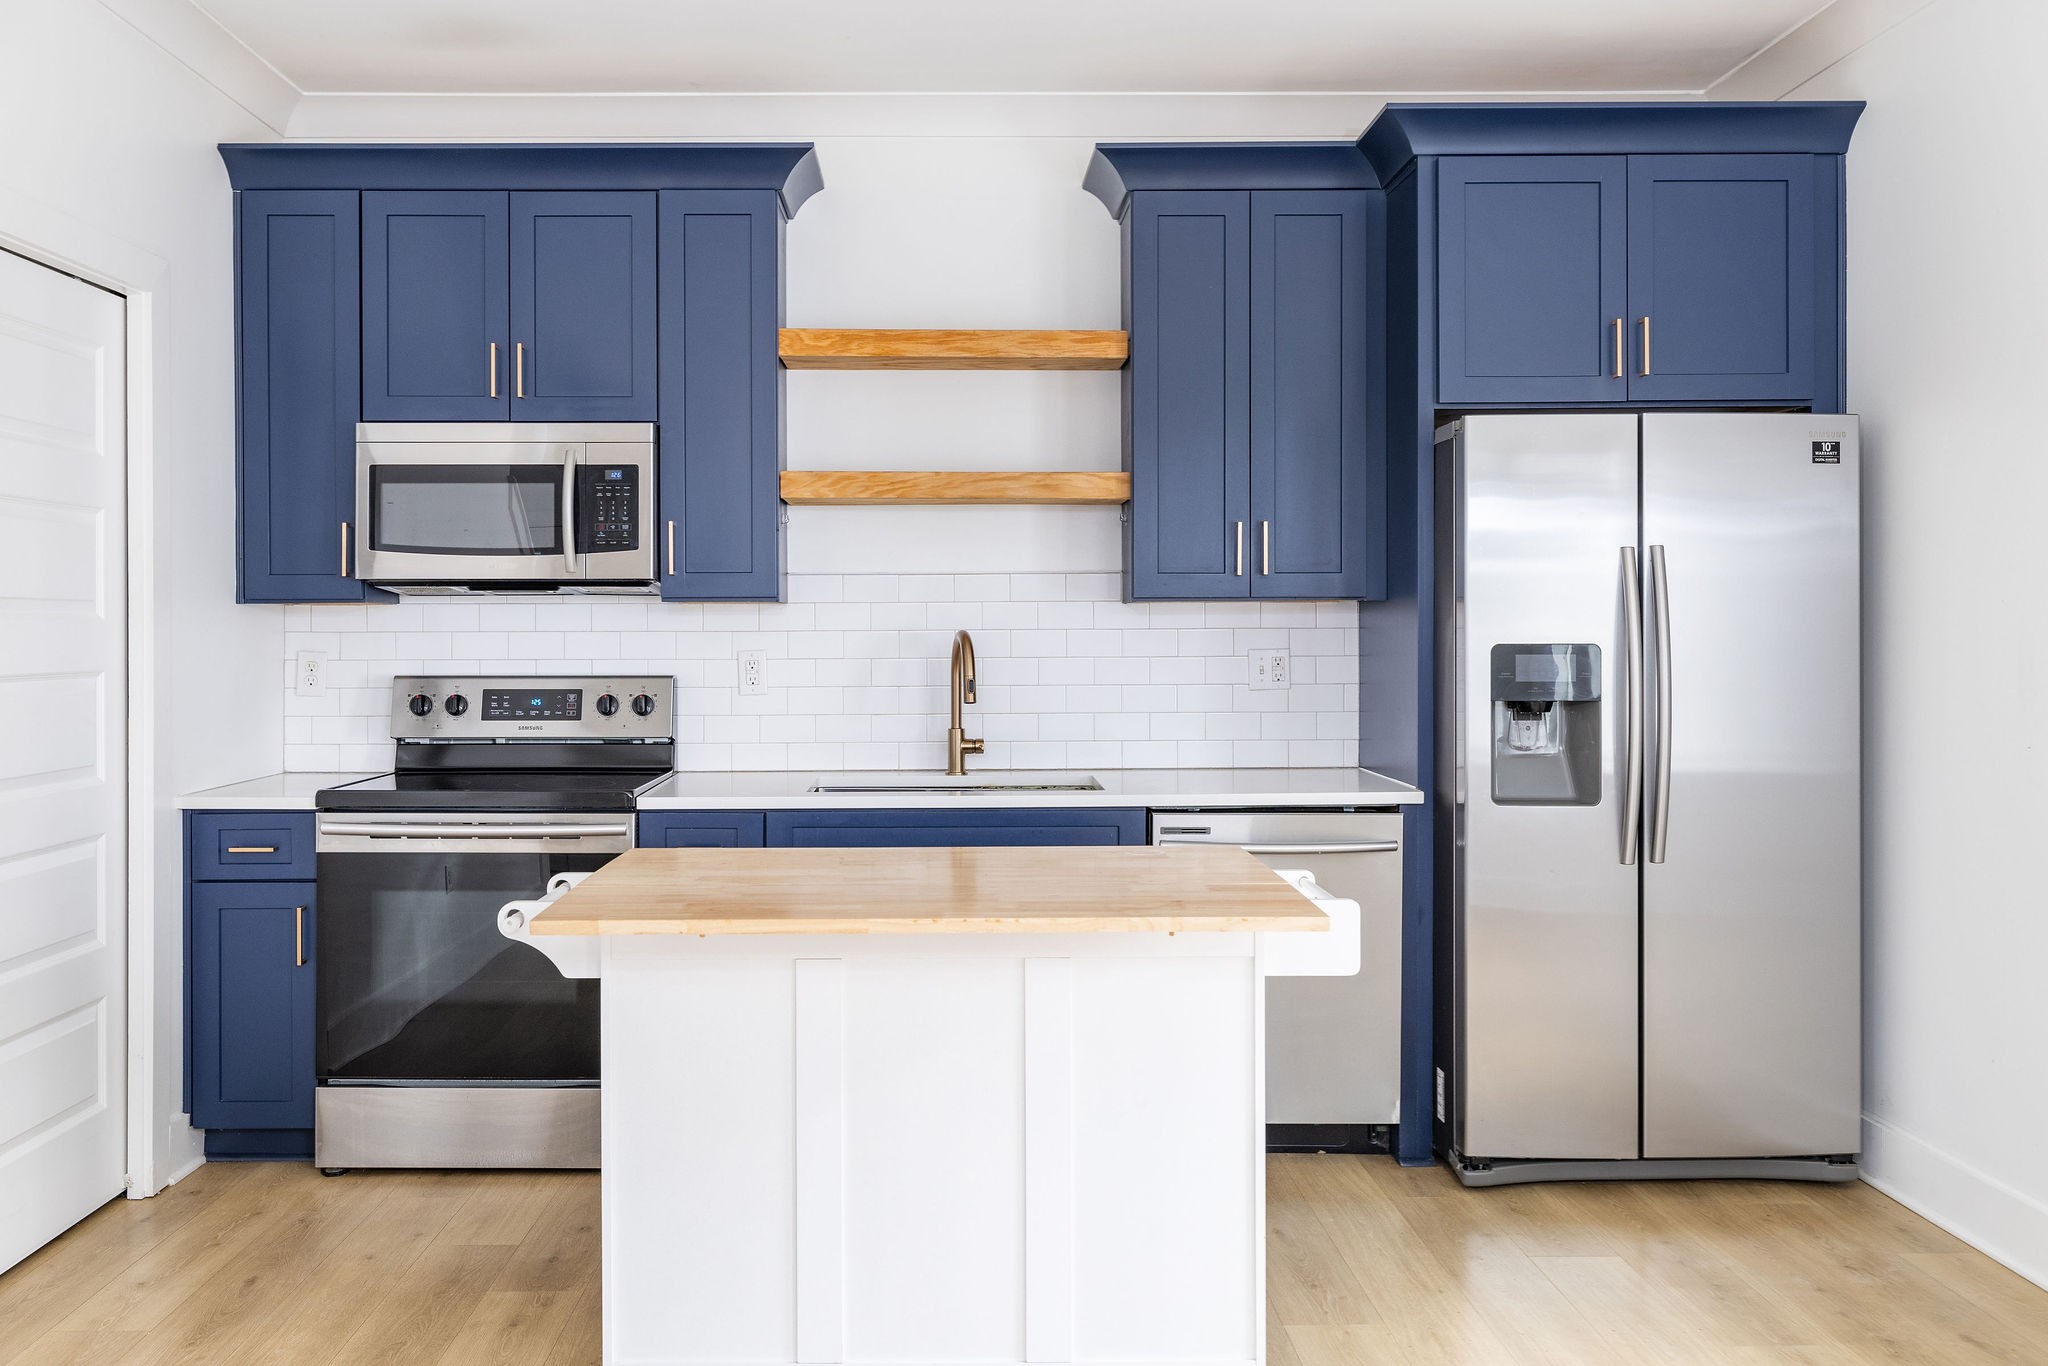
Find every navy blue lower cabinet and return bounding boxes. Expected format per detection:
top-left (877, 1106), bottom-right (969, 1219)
top-left (236, 190), bottom-right (371, 603)
top-left (766, 808), bottom-right (1147, 848)
top-left (188, 880), bottom-right (316, 1136)
top-left (1625, 154), bottom-right (1817, 405)
top-left (638, 811), bottom-right (767, 848)
top-left (657, 190), bottom-right (784, 602)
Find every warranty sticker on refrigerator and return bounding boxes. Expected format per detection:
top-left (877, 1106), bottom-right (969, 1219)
top-left (1811, 439), bottom-right (1842, 464)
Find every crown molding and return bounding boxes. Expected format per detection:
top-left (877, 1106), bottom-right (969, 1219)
top-left (96, 0), bottom-right (301, 134)
top-left (1710, 0), bottom-right (1940, 99)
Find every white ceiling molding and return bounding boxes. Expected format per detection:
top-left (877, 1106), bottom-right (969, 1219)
top-left (96, 0), bottom-right (301, 134)
top-left (1710, 0), bottom-right (1940, 98)
top-left (281, 90), bottom-right (1689, 144)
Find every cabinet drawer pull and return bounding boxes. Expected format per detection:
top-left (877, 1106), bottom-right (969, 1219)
top-left (1261, 520), bottom-right (1271, 576)
top-left (295, 905), bottom-right (306, 967)
top-left (666, 519), bottom-right (676, 577)
top-left (1639, 316), bottom-right (1652, 377)
top-left (489, 341), bottom-right (499, 398)
top-left (1234, 521), bottom-right (1245, 577)
top-left (339, 522), bottom-right (349, 578)
top-left (226, 846), bottom-right (278, 855)
top-left (515, 341), bottom-right (526, 399)
top-left (1612, 318), bottom-right (1624, 379)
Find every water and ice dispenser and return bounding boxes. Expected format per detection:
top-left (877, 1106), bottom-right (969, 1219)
top-left (1490, 644), bottom-right (1601, 806)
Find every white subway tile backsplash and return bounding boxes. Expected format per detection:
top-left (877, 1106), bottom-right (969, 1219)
top-left (281, 580), bottom-right (1365, 772)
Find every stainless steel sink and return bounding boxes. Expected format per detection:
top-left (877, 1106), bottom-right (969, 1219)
top-left (809, 774), bottom-right (1103, 795)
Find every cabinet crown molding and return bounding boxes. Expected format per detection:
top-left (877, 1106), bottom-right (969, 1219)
top-left (1358, 102), bottom-right (1863, 182)
top-left (218, 143), bottom-right (824, 217)
top-left (1083, 142), bottom-right (1379, 218)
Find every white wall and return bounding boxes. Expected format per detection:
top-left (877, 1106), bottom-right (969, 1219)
top-left (0, 0), bottom-right (283, 1188)
top-left (1785, 0), bottom-right (2048, 1288)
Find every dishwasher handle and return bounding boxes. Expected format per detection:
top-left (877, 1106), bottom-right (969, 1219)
top-left (1155, 838), bottom-right (1399, 855)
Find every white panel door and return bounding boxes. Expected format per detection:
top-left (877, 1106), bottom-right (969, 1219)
top-left (0, 248), bottom-right (127, 1272)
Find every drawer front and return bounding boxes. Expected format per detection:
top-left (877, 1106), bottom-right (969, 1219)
top-left (638, 811), bottom-right (767, 848)
top-left (767, 808), bottom-right (1147, 848)
top-left (188, 812), bottom-right (317, 881)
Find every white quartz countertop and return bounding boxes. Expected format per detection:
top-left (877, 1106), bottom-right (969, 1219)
top-left (176, 772), bottom-right (378, 810)
top-left (178, 767), bottom-right (1418, 812)
top-left (636, 767), bottom-right (1420, 810)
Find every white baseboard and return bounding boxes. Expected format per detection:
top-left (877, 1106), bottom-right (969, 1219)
top-left (1861, 1114), bottom-right (2048, 1291)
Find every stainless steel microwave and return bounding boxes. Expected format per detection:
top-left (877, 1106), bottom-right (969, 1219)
top-left (355, 423), bottom-right (656, 592)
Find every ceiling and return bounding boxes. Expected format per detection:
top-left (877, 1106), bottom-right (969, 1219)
top-left (189, 0), bottom-right (1838, 96)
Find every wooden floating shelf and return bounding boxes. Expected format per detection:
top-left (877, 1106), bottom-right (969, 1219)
top-left (779, 328), bottom-right (1128, 371)
top-left (779, 471), bottom-right (1131, 506)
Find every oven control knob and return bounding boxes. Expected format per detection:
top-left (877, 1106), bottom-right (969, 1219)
top-left (595, 693), bottom-right (619, 717)
top-left (408, 693), bottom-right (434, 717)
top-left (443, 693), bottom-right (468, 716)
top-left (630, 692), bottom-right (657, 717)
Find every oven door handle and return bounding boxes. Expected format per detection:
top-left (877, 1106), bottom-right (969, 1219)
top-left (318, 820), bottom-right (633, 840)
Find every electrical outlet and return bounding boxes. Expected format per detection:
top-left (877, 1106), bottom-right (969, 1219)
top-left (295, 650), bottom-right (327, 698)
top-left (738, 649), bottom-right (768, 697)
top-left (1248, 648), bottom-right (1290, 691)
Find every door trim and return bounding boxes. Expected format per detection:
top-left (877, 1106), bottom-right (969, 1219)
top-left (0, 192), bottom-right (172, 1199)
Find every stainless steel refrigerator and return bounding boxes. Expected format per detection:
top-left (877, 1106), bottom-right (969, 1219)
top-left (1437, 413), bottom-right (1861, 1186)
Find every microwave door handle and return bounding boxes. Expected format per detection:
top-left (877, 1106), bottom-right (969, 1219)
top-left (561, 445), bottom-right (580, 575)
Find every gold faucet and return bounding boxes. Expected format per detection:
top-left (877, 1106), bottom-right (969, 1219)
top-left (947, 629), bottom-right (984, 777)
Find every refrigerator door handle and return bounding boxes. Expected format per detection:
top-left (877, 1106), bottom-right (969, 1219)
top-left (1648, 542), bottom-right (1673, 864)
top-left (1620, 546), bottom-right (1644, 865)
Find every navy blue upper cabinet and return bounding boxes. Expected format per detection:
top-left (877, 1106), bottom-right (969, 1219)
top-left (657, 190), bottom-right (784, 602)
top-left (1251, 190), bottom-right (1379, 598)
top-left (362, 191), bottom-right (510, 421)
top-left (237, 190), bottom-right (370, 603)
top-left (189, 880), bottom-right (316, 1131)
top-left (1127, 191), bottom-right (1250, 600)
top-left (1625, 155), bottom-right (1815, 404)
top-left (510, 192), bottom-right (658, 420)
top-left (1437, 157), bottom-right (1628, 406)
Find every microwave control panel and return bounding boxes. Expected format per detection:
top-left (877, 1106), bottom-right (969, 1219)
top-left (577, 464), bottom-right (640, 551)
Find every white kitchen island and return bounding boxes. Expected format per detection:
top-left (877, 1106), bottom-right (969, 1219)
top-left (510, 843), bottom-right (1351, 1366)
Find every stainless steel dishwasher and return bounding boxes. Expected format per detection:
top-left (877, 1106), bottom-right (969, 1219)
top-left (1150, 810), bottom-right (1403, 1145)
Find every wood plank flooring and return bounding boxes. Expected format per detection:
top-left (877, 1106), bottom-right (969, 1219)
top-left (3, 1155), bottom-right (2043, 1364)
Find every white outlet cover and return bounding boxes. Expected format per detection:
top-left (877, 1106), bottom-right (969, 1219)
top-left (295, 650), bottom-right (328, 697)
top-left (1248, 649), bottom-right (1290, 691)
top-left (738, 649), bottom-right (768, 696)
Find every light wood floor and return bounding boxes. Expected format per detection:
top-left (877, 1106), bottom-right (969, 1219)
top-left (2, 1156), bottom-right (2044, 1365)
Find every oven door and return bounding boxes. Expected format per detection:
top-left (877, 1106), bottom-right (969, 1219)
top-left (353, 425), bottom-right (655, 585)
top-left (314, 812), bottom-right (632, 1086)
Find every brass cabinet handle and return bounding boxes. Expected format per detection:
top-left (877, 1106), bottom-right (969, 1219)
top-left (294, 905), bottom-right (306, 967)
top-left (1612, 318), bottom-right (1624, 379)
top-left (666, 519), bottom-right (676, 577)
top-left (1639, 316), bottom-right (1652, 377)
top-left (515, 342), bottom-right (526, 399)
top-left (1234, 521), bottom-right (1245, 577)
top-left (226, 846), bottom-right (277, 855)
top-left (489, 341), bottom-right (499, 398)
top-left (1261, 520), bottom-right (1272, 576)
top-left (340, 522), bottom-right (350, 578)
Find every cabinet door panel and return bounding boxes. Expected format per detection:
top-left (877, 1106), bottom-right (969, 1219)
top-left (1437, 157), bottom-right (1627, 405)
top-left (767, 809), bottom-right (1147, 848)
top-left (511, 191), bottom-right (657, 420)
top-left (1128, 191), bottom-right (1251, 600)
top-left (1626, 155), bottom-right (1816, 403)
top-left (362, 190), bottom-right (509, 420)
top-left (1251, 190), bottom-right (1377, 599)
top-left (189, 881), bottom-right (315, 1130)
top-left (237, 191), bottom-right (366, 602)
top-left (638, 811), bottom-right (768, 848)
top-left (657, 191), bottom-right (783, 601)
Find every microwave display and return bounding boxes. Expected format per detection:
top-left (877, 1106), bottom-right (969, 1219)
top-left (371, 465), bottom-right (562, 556)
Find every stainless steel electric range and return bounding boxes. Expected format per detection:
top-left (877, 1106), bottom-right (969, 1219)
top-left (312, 674), bottom-right (673, 1172)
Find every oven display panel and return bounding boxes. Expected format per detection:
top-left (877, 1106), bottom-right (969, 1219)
top-left (482, 688), bottom-right (583, 721)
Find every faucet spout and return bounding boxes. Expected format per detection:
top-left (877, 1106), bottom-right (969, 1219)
top-left (947, 630), bottom-right (983, 777)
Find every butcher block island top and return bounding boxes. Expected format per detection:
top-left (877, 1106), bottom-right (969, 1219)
top-left (527, 842), bottom-right (1329, 936)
